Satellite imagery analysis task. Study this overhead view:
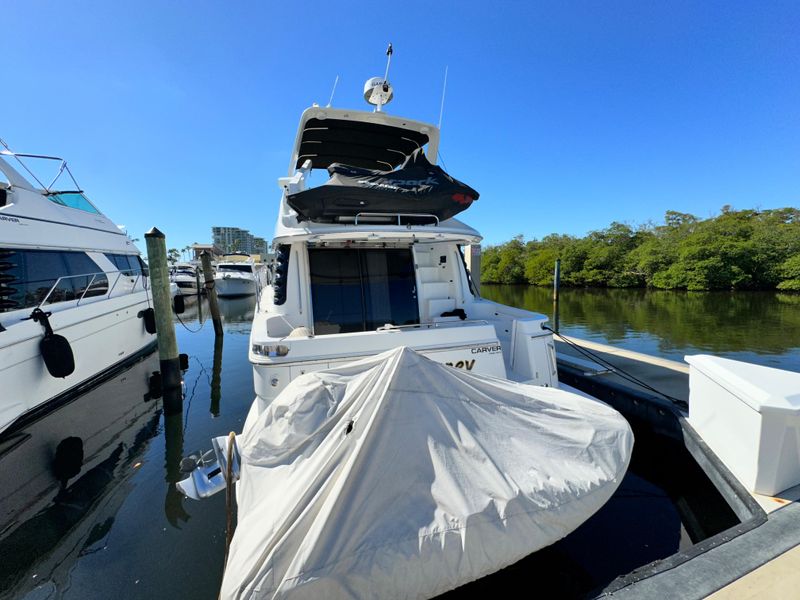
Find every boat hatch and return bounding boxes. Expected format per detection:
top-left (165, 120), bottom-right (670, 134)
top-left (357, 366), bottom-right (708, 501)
top-left (296, 118), bottom-right (429, 171)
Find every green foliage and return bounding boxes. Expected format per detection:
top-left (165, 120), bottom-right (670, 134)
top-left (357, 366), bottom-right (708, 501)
top-left (481, 207), bottom-right (800, 291)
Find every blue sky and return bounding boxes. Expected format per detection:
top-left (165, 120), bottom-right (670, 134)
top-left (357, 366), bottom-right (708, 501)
top-left (5, 1), bottom-right (798, 249)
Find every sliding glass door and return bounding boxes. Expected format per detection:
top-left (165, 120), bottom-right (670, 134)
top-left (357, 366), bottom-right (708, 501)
top-left (308, 248), bottom-right (419, 335)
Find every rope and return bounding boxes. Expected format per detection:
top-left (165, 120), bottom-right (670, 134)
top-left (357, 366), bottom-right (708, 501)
top-left (174, 303), bottom-right (205, 333)
top-left (544, 326), bottom-right (688, 410)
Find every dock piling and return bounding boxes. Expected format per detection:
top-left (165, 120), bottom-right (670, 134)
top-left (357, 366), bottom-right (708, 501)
top-left (145, 227), bottom-right (182, 414)
top-left (553, 258), bottom-right (561, 334)
top-left (201, 251), bottom-right (223, 336)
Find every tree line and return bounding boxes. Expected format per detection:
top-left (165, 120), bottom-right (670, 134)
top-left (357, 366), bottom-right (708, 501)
top-left (481, 207), bottom-right (800, 291)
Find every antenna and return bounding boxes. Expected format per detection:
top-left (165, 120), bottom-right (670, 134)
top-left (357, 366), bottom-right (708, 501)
top-left (327, 75), bottom-right (339, 107)
top-left (364, 44), bottom-right (395, 112)
top-left (383, 43), bottom-right (393, 82)
top-left (438, 65), bottom-right (449, 130)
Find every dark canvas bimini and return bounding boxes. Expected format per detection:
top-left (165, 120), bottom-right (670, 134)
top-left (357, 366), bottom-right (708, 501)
top-left (287, 148), bottom-right (479, 223)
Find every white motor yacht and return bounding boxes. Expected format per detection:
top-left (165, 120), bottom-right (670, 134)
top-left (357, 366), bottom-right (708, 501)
top-left (214, 253), bottom-right (262, 297)
top-left (0, 141), bottom-right (156, 435)
top-left (177, 69), bottom-right (635, 599)
top-left (170, 262), bottom-right (200, 295)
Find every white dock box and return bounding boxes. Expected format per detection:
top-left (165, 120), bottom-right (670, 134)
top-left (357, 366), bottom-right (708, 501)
top-left (686, 355), bottom-right (800, 496)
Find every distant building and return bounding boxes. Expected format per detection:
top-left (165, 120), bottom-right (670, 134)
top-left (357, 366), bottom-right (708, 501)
top-left (253, 236), bottom-right (268, 258)
top-left (211, 227), bottom-right (269, 259)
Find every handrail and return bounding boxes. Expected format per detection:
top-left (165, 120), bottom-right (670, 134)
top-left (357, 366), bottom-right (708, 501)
top-left (375, 319), bottom-right (490, 332)
top-left (354, 212), bottom-right (439, 226)
top-left (35, 269), bottom-right (147, 309)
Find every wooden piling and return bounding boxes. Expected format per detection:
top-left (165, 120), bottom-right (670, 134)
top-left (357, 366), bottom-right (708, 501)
top-left (210, 334), bottom-right (224, 417)
top-left (553, 258), bottom-right (561, 334)
top-left (201, 251), bottom-right (223, 336)
top-left (145, 227), bottom-right (182, 414)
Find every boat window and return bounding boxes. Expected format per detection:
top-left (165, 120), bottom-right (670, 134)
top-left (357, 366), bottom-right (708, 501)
top-left (47, 192), bottom-right (101, 214)
top-left (309, 248), bottom-right (419, 334)
top-left (0, 249), bottom-right (108, 312)
top-left (105, 253), bottom-right (145, 277)
top-left (219, 264), bottom-right (252, 273)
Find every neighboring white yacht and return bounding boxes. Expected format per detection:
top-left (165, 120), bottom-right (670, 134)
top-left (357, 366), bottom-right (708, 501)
top-left (0, 141), bottom-right (155, 434)
top-left (170, 262), bottom-right (200, 295)
top-left (214, 253), bottom-right (262, 297)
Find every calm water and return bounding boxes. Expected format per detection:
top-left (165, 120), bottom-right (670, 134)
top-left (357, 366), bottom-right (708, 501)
top-left (0, 296), bottom-right (253, 600)
top-left (482, 285), bottom-right (800, 372)
top-left (0, 290), bottom-right (766, 598)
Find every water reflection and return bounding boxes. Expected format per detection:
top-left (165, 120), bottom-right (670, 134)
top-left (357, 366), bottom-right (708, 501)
top-left (482, 285), bottom-right (800, 370)
top-left (0, 352), bottom-right (161, 596)
top-left (178, 294), bottom-right (206, 324)
top-left (218, 296), bottom-right (255, 325)
top-left (163, 411), bottom-right (190, 529)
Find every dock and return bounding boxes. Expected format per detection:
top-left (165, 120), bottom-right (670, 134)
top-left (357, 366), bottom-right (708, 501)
top-left (554, 336), bottom-right (800, 599)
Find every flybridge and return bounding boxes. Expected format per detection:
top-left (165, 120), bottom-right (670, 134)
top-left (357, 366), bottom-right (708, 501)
top-left (290, 111), bottom-right (438, 173)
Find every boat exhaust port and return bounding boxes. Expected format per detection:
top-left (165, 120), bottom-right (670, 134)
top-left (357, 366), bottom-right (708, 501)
top-left (176, 435), bottom-right (241, 500)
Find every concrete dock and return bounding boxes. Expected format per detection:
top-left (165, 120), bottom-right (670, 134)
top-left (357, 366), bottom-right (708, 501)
top-left (556, 335), bottom-right (800, 599)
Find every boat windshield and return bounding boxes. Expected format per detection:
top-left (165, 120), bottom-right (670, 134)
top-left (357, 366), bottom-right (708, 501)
top-left (219, 264), bottom-right (252, 273)
top-left (47, 191), bottom-right (100, 214)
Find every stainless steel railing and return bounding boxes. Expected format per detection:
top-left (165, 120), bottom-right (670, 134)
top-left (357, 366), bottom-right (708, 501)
top-left (36, 269), bottom-right (148, 308)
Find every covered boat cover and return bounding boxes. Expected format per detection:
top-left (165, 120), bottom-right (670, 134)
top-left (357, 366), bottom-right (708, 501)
top-left (223, 347), bottom-right (633, 600)
top-left (286, 148), bottom-right (479, 223)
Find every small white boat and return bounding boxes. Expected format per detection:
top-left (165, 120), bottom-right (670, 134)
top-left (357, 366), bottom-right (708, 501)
top-left (170, 262), bottom-right (200, 295)
top-left (214, 253), bottom-right (261, 298)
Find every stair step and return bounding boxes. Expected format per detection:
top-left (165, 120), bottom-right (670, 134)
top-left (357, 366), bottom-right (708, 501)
top-left (421, 282), bottom-right (451, 297)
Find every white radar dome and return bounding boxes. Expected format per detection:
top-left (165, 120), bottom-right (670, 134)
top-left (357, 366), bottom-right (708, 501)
top-left (363, 77), bottom-right (394, 108)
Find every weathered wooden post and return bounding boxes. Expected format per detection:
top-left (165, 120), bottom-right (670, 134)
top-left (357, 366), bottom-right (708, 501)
top-left (553, 258), bottom-right (561, 334)
top-left (145, 227), bottom-right (182, 414)
top-left (201, 251), bottom-right (223, 336)
top-left (210, 334), bottom-right (224, 417)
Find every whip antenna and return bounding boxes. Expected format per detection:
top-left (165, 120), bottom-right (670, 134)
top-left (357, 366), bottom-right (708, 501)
top-left (383, 43), bottom-right (393, 82)
top-left (438, 65), bottom-right (448, 130)
top-left (327, 75), bottom-right (339, 107)
top-left (364, 44), bottom-right (395, 112)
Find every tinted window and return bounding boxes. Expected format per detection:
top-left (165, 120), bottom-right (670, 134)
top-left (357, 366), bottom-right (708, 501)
top-left (47, 192), bottom-right (100, 214)
top-left (105, 253), bottom-right (144, 277)
top-left (219, 264), bottom-right (252, 273)
top-left (309, 248), bottom-right (418, 335)
top-left (0, 249), bottom-right (106, 311)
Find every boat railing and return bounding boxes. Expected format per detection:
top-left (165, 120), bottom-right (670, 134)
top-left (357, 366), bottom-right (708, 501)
top-left (354, 212), bottom-right (439, 226)
top-left (37, 269), bottom-right (148, 308)
top-left (375, 319), bottom-right (490, 332)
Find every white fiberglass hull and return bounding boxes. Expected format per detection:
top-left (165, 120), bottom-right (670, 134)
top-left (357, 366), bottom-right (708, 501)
top-left (0, 291), bottom-right (155, 434)
top-left (215, 275), bottom-right (256, 297)
top-left (173, 279), bottom-right (199, 294)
